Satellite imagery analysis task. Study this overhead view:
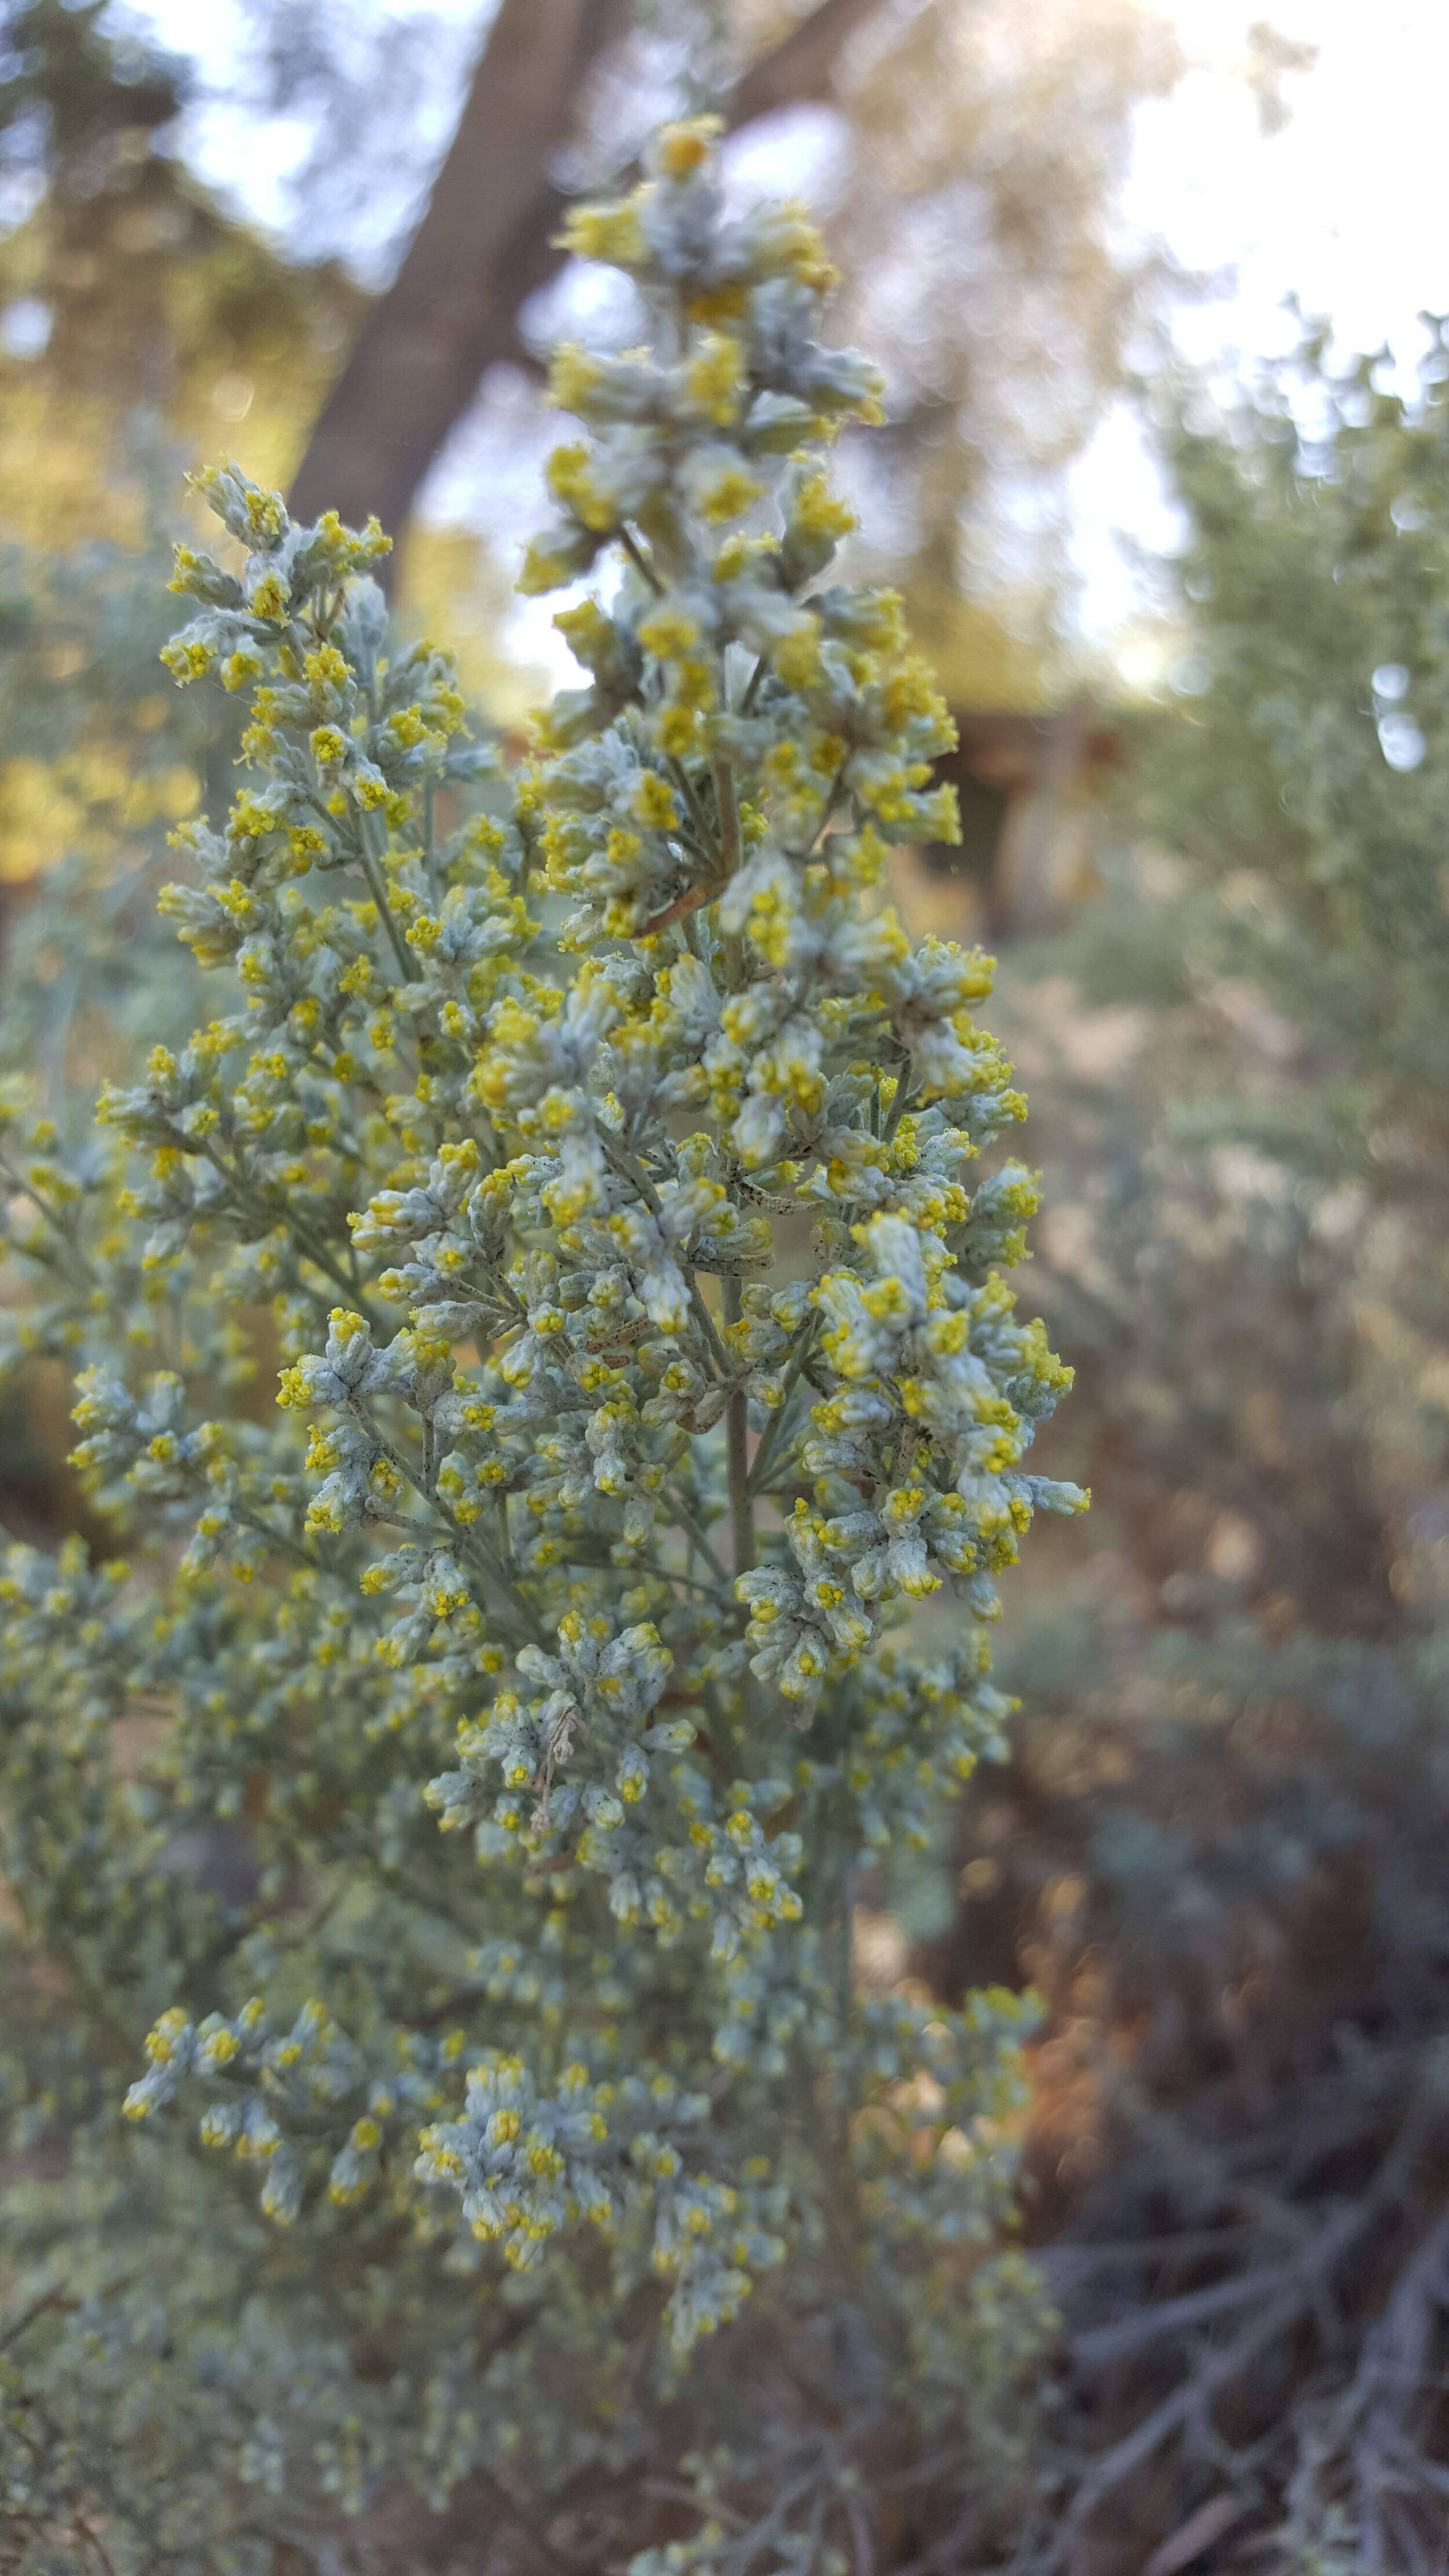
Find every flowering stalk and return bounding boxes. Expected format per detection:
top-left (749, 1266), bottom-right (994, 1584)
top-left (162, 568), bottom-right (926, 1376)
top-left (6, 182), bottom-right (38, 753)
top-left (0, 117), bottom-right (1083, 2533)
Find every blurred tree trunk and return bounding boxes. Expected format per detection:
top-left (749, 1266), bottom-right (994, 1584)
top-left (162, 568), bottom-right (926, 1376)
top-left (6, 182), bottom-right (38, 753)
top-left (287, 0), bottom-right (629, 539)
top-left (288, 0), bottom-right (883, 552)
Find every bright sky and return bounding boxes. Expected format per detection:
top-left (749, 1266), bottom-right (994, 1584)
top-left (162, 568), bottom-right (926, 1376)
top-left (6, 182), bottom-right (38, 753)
top-left (128, 0), bottom-right (1449, 654)
top-left (1071, 0), bottom-right (1449, 639)
top-left (1132, 0), bottom-right (1449, 355)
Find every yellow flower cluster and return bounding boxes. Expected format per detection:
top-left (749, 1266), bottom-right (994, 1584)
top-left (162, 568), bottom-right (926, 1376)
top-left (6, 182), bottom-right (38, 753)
top-left (0, 117), bottom-right (1082, 2524)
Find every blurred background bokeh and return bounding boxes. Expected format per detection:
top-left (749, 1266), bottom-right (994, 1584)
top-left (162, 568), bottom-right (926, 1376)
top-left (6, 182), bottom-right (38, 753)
top-left (6, 1), bottom-right (1449, 2562)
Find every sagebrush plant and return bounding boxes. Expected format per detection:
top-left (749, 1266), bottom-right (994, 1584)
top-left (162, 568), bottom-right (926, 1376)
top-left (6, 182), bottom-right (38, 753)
top-left (0, 123), bottom-right (1082, 2566)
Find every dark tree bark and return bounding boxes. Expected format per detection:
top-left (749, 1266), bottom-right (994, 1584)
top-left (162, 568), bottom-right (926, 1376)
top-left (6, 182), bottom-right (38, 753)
top-left (287, 0), bottom-right (631, 536)
top-left (288, 0), bottom-right (884, 549)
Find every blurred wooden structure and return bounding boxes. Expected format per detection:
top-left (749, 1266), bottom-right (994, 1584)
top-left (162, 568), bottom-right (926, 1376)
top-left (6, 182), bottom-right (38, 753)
top-left (905, 700), bottom-right (1123, 943)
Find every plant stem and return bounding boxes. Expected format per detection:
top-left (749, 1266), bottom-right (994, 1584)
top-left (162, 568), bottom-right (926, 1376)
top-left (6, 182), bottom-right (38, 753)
top-left (620, 526), bottom-right (664, 596)
top-left (357, 816), bottom-right (419, 985)
top-left (723, 1272), bottom-right (755, 1578)
top-left (711, 755), bottom-right (742, 878)
top-left (746, 1311), bottom-right (819, 1498)
top-left (686, 1271), bottom-right (730, 1380)
top-left (881, 1056), bottom-right (912, 1147)
top-left (668, 1488), bottom-right (731, 1585)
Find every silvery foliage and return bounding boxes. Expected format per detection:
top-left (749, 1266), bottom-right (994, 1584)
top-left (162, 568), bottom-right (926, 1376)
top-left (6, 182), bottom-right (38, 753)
top-left (0, 121), bottom-right (1080, 2566)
